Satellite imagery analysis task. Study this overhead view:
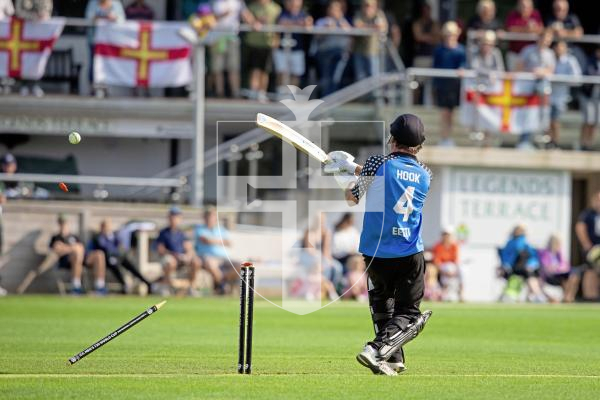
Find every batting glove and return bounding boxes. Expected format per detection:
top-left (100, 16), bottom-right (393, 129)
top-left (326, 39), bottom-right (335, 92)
top-left (323, 151), bottom-right (357, 175)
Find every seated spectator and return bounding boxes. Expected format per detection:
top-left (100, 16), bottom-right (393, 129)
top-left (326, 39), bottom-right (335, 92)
top-left (50, 215), bottom-right (106, 295)
top-left (313, 0), bottom-right (351, 96)
top-left (579, 47), bottom-right (600, 151)
top-left (538, 235), bottom-right (579, 303)
top-left (517, 29), bottom-right (555, 149)
top-left (504, 0), bottom-right (543, 70)
top-left (548, 39), bottom-right (581, 149)
top-left (87, 218), bottom-right (153, 294)
top-left (124, 0), bottom-right (154, 20)
top-left (274, 0), bottom-right (312, 91)
top-left (0, 0), bottom-right (14, 20)
top-left (14, 0), bottom-right (52, 97)
top-left (423, 250), bottom-right (442, 301)
top-left (210, 0), bottom-right (255, 99)
top-left (301, 216), bottom-right (343, 292)
top-left (155, 207), bottom-right (201, 296)
top-left (546, 0), bottom-right (582, 40)
top-left (342, 255), bottom-right (367, 301)
top-left (194, 206), bottom-right (234, 294)
top-left (0, 153), bottom-right (18, 199)
top-left (575, 191), bottom-right (600, 300)
top-left (499, 225), bottom-right (545, 302)
top-left (244, 0), bottom-right (281, 102)
top-left (431, 227), bottom-right (463, 302)
top-left (85, 0), bottom-right (126, 97)
top-left (432, 21), bottom-right (465, 147)
top-left (331, 213), bottom-right (360, 273)
top-left (467, 0), bottom-right (501, 32)
top-left (352, 0), bottom-right (388, 82)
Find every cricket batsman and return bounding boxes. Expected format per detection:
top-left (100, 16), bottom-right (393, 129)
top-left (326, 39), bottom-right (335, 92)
top-left (325, 114), bottom-right (433, 376)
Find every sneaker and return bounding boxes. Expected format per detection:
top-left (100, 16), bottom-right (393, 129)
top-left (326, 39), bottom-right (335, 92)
top-left (70, 287), bottom-right (84, 296)
top-left (0, 286), bottom-right (7, 296)
top-left (188, 287), bottom-right (201, 297)
top-left (95, 286), bottom-right (108, 296)
top-left (19, 86), bottom-right (30, 96)
top-left (384, 348), bottom-right (407, 373)
top-left (356, 344), bottom-right (397, 376)
top-left (32, 84), bottom-right (44, 97)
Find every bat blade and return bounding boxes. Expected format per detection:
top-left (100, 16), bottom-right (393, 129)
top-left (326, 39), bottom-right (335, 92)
top-left (256, 113), bottom-right (329, 164)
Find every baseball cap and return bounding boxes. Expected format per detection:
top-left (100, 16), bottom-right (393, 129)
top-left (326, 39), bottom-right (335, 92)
top-left (390, 114), bottom-right (426, 147)
top-left (169, 206), bottom-right (182, 215)
top-left (1, 153), bottom-right (16, 165)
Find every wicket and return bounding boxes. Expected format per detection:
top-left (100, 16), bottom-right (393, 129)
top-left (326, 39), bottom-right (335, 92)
top-left (238, 262), bottom-right (255, 374)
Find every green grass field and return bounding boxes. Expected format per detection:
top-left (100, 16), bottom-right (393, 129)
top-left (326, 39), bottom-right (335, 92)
top-left (1, 296), bottom-right (599, 399)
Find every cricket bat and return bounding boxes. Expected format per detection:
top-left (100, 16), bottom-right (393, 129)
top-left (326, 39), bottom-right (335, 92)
top-left (256, 113), bottom-right (330, 164)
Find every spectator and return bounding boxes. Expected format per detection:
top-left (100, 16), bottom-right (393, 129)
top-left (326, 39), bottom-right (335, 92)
top-left (312, 0), bottom-right (351, 96)
top-left (545, 0), bottom-right (582, 40)
top-left (505, 0), bottom-right (543, 70)
top-left (50, 215), bottom-right (106, 295)
top-left (499, 225), bottom-right (545, 302)
top-left (548, 39), bottom-right (581, 149)
top-left (194, 206), bottom-right (234, 294)
top-left (85, 0), bottom-right (126, 97)
top-left (342, 255), bottom-right (367, 301)
top-left (467, 0), bottom-right (501, 32)
top-left (0, 180), bottom-right (5, 256)
top-left (87, 219), bottom-right (153, 294)
top-left (579, 47), bottom-right (600, 151)
top-left (384, 10), bottom-right (401, 71)
top-left (0, 153), bottom-right (18, 199)
top-left (274, 0), bottom-right (312, 91)
top-left (0, 0), bottom-right (14, 20)
top-left (301, 216), bottom-right (343, 292)
top-left (244, 0), bottom-right (281, 103)
top-left (517, 29), bottom-right (555, 149)
top-left (575, 191), bottom-right (600, 300)
top-left (14, 0), bottom-right (52, 97)
top-left (431, 227), bottom-right (463, 302)
top-left (124, 0), bottom-right (154, 20)
top-left (468, 30), bottom-right (504, 72)
top-left (331, 213), bottom-right (360, 273)
top-left (352, 0), bottom-right (387, 82)
top-left (538, 235), bottom-right (579, 303)
top-left (432, 21), bottom-right (466, 147)
top-left (155, 207), bottom-right (201, 296)
top-left (210, 0), bottom-right (255, 99)
top-left (411, 0), bottom-right (439, 68)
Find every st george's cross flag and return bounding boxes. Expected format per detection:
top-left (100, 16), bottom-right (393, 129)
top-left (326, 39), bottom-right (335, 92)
top-left (93, 21), bottom-right (192, 88)
top-left (0, 17), bottom-right (64, 80)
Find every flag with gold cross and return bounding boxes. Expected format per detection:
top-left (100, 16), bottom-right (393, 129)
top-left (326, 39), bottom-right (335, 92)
top-left (460, 78), bottom-right (549, 134)
top-left (94, 21), bottom-right (192, 88)
top-left (0, 17), bottom-right (64, 80)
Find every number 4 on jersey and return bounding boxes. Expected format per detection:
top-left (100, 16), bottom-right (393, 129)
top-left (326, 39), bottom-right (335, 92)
top-left (394, 186), bottom-right (415, 222)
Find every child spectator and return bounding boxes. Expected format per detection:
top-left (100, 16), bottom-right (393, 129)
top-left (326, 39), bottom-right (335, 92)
top-left (331, 213), bottom-right (360, 273)
top-left (87, 219), bottom-right (153, 294)
top-left (467, 0), bottom-right (501, 32)
top-left (548, 40), bottom-right (581, 149)
top-left (194, 206), bottom-right (231, 294)
top-left (342, 255), bottom-right (367, 301)
top-left (155, 207), bottom-right (201, 296)
top-left (14, 0), bottom-right (52, 97)
top-left (313, 0), bottom-right (351, 96)
top-left (124, 0), bottom-right (154, 20)
top-left (432, 21), bottom-right (465, 147)
top-left (538, 235), bottom-right (579, 303)
top-left (431, 227), bottom-right (463, 302)
top-left (352, 0), bottom-right (388, 81)
top-left (50, 215), bottom-right (106, 295)
top-left (499, 225), bottom-right (545, 302)
top-left (578, 47), bottom-right (600, 151)
top-left (505, 0), bottom-right (543, 70)
top-left (0, 0), bottom-right (14, 19)
top-left (244, 0), bottom-right (281, 102)
top-left (274, 0), bottom-right (312, 91)
top-left (85, 0), bottom-right (126, 97)
top-left (210, 0), bottom-right (255, 99)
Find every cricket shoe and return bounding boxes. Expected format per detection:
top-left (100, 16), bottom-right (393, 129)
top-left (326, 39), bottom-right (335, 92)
top-left (356, 344), bottom-right (398, 376)
top-left (383, 348), bottom-right (407, 374)
top-left (377, 310), bottom-right (432, 360)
